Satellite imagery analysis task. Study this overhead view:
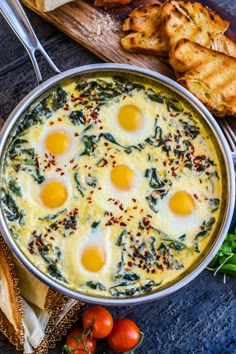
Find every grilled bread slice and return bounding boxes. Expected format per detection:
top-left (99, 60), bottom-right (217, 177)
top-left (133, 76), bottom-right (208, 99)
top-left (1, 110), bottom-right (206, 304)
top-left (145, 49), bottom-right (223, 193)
top-left (121, 3), bottom-right (168, 57)
top-left (162, 1), bottom-right (231, 55)
top-left (211, 33), bottom-right (236, 58)
top-left (170, 39), bottom-right (236, 117)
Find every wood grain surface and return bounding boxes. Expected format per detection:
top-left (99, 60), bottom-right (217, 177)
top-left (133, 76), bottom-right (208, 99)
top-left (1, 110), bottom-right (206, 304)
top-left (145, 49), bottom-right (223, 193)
top-left (22, 0), bottom-right (175, 77)
top-left (21, 0), bottom-right (236, 78)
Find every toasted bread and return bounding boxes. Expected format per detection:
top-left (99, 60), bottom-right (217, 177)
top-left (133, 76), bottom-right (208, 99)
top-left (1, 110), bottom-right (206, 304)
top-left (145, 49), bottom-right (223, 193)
top-left (121, 3), bottom-right (168, 57)
top-left (162, 1), bottom-right (230, 55)
top-left (211, 33), bottom-right (236, 58)
top-left (170, 39), bottom-right (236, 117)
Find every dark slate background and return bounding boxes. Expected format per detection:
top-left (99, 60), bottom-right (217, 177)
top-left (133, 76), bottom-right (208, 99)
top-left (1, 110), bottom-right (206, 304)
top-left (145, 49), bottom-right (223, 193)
top-left (0, 1), bottom-right (235, 353)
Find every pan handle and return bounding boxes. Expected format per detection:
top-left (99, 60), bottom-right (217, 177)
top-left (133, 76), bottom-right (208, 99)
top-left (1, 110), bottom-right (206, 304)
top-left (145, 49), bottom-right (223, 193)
top-left (0, 0), bottom-right (60, 84)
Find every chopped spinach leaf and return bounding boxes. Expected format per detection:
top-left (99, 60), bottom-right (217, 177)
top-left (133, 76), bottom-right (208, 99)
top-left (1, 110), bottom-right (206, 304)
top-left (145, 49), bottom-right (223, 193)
top-left (86, 281), bottom-right (106, 291)
top-left (209, 198), bottom-right (220, 212)
top-left (74, 172), bottom-right (85, 197)
top-left (195, 217), bottom-right (216, 239)
top-left (52, 87), bottom-right (67, 110)
top-left (91, 221), bottom-right (100, 229)
top-left (8, 180), bottom-right (22, 197)
top-left (1, 191), bottom-right (20, 221)
top-left (69, 110), bottom-right (86, 125)
top-left (80, 135), bottom-right (97, 156)
top-left (180, 120), bottom-right (200, 139)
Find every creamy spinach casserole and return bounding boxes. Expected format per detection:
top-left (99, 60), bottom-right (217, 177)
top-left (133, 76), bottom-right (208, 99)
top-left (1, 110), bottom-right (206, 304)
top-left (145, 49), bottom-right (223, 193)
top-left (1, 74), bottom-right (223, 298)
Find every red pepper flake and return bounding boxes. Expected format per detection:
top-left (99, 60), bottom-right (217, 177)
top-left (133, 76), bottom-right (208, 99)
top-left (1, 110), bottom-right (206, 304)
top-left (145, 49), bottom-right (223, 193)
top-left (132, 198), bottom-right (136, 203)
top-left (127, 261), bottom-right (132, 267)
top-left (64, 104), bottom-right (69, 111)
top-left (60, 172), bottom-right (65, 176)
top-left (98, 187), bottom-right (102, 190)
top-left (58, 117), bottom-right (62, 121)
top-left (193, 193), bottom-right (199, 200)
top-left (49, 121), bottom-right (54, 125)
top-left (72, 164), bottom-right (78, 169)
top-left (69, 158), bottom-right (75, 164)
top-left (74, 132), bottom-right (79, 137)
top-left (50, 236), bottom-right (55, 240)
top-left (120, 222), bottom-right (127, 227)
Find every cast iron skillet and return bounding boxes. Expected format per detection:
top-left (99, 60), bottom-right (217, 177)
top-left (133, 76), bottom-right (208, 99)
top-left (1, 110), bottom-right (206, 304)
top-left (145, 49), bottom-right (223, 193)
top-left (0, 0), bottom-right (235, 305)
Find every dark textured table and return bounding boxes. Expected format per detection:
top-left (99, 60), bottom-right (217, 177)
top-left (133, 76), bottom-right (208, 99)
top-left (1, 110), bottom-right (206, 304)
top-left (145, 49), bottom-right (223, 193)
top-left (0, 1), bottom-right (236, 353)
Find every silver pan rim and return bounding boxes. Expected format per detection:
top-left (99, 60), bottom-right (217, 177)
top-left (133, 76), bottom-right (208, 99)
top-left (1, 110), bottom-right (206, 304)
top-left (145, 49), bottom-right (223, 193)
top-left (0, 63), bottom-right (235, 305)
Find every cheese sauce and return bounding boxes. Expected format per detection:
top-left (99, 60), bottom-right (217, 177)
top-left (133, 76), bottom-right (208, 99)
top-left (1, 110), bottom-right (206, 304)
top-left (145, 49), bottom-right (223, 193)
top-left (1, 74), bottom-right (223, 298)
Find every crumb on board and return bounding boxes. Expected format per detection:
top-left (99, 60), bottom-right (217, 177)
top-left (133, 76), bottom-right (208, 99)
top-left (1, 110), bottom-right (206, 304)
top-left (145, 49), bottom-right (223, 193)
top-left (87, 12), bottom-right (119, 39)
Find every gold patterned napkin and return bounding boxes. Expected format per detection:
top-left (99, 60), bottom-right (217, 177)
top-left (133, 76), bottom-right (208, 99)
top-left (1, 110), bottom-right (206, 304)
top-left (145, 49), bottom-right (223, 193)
top-left (0, 234), bottom-right (84, 354)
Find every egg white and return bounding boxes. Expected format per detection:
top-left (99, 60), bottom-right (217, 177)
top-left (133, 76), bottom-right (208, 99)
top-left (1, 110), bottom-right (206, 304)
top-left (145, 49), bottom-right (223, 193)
top-left (156, 182), bottom-right (211, 238)
top-left (21, 172), bottom-right (72, 213)
top-left (78, 227), bottom-right (111, 274)
top-left (98, 91), bottom-right (158, 146)
top-left (27, 120), bottom-right (80, 167)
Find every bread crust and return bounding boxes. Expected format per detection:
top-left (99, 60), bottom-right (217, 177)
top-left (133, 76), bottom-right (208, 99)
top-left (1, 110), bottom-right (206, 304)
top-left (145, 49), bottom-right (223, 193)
top-left (162, 0), bottom-right (229, 54)
top-left (121, 3), bottom-right (168, 57)
top-left (170, 39), bottom-right (236, 117)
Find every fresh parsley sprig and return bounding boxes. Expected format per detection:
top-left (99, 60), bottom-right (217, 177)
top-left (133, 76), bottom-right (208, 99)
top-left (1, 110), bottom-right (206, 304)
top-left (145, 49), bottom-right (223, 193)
top-left (207, 228), bottom-right (236, 281)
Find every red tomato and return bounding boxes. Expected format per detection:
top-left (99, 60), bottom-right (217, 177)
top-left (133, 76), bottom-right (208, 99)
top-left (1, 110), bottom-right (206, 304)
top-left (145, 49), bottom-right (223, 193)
top-left (65, 327), bottom-right (96, 354)
top-left (107, 318), bottom-right (141, 352)
top-left (82, 306), bottom-right (113, 339)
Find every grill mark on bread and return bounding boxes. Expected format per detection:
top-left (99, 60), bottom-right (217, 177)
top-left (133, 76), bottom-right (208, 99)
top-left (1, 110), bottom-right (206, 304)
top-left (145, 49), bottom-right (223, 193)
top-left (121, 3), bottom-right (168, 57)
top-left (172, 39), bottom-right (236, 117)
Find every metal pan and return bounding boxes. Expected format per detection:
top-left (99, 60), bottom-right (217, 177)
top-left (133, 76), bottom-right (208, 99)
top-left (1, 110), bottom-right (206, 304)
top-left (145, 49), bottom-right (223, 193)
top-left (0, 0), bottom-right (235, 305)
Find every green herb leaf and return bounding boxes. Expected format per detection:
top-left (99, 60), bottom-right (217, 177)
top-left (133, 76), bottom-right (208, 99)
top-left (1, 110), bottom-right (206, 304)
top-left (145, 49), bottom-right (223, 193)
top-left (207, 228), bottom-right (236, 279)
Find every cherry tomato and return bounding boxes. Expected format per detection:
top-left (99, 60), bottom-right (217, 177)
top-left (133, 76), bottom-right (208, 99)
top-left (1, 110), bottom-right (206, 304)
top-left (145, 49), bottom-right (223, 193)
top-left (107, 318), bottom-right (141, 352)
top-left (82, 306), bottom-right (113, 339)
top-left (65, 327), bottom-right (96, 354)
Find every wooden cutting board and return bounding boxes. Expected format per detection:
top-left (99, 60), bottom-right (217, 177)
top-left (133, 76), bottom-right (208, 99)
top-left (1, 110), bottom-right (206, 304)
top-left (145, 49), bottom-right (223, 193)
top-left (22, 0), bottom-right (236, 79)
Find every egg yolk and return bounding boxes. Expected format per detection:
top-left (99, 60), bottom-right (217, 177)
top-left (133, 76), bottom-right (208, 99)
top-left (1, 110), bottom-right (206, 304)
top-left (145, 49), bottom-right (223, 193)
top-left (45, 131), bottom-right (70, 155)
top-left (81, 245), bottom-right (106, 272)
top-left (111, 164), bottom-right (135, 191)
top-left (118, 104), bottom-right (143, 132)
top-left (169, 191), bottom-right (195, 216)
top-left (40, 180), bottom-right (68, 208)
